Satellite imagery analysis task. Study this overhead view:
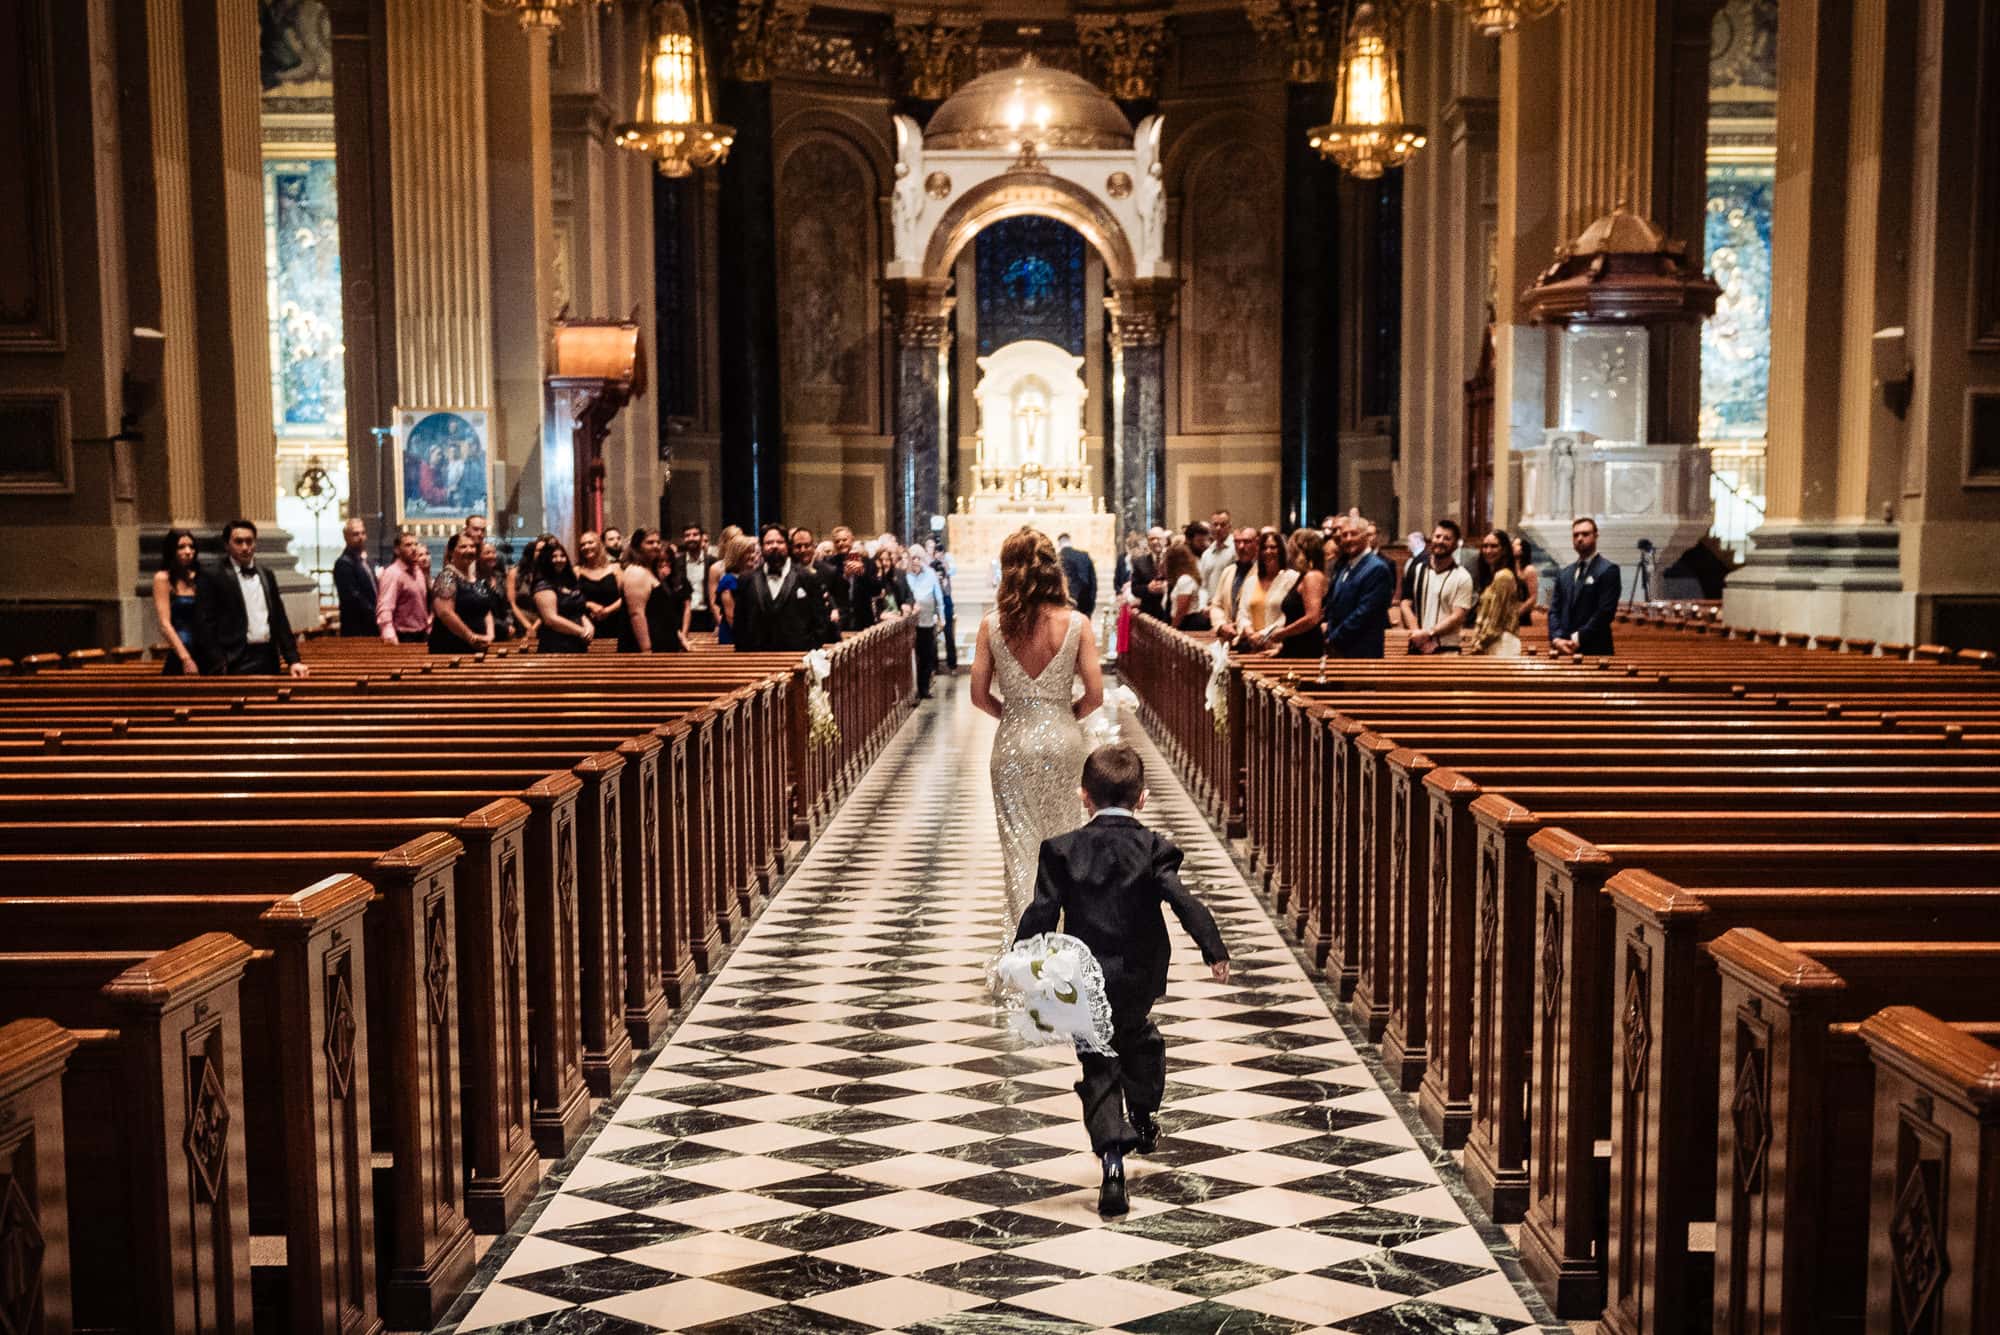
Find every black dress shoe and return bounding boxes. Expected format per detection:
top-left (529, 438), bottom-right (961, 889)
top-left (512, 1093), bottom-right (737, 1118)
top-left (1098, 1152), bottom-right (1129, 1217)
top-left (1133, 1112), bottom-right (1161, 1155)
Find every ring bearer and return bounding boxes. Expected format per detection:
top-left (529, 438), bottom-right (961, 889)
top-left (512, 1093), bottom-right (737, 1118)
top-left (1014, 743), bottom-right (1230, 1216)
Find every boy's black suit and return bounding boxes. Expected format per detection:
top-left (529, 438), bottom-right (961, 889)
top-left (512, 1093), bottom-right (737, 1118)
top-left (1015, 813), bottom-right (1229, 1152)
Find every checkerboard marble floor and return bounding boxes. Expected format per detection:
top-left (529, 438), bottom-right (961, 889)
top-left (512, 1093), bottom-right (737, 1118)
top-left (436, 681), bottom-right (1560, 1335)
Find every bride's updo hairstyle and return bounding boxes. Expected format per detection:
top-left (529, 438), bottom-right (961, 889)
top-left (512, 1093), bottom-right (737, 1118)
top-left (995, 526), bottom-right (1068, 644)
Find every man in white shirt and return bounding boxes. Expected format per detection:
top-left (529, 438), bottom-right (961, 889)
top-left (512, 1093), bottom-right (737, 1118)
top-left (680, 525), bottom-right (715, 631)
top-left (1198, 508), bottom-right (1235, 597)
top-left (1402, 519), bottom-right (1475, 654)
top-left (195, 519), bottom-right (310, 677)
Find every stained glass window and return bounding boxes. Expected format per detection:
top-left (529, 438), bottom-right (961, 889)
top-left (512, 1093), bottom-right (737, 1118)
top-left (975, 216), bottom-right (1087, 355)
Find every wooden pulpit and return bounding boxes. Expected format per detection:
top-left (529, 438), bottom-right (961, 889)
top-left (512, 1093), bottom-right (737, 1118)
top-left (545, 316), bottom-right (647, 547)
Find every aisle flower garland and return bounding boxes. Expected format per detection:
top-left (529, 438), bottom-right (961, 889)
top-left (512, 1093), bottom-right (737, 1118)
top-left (805, 649), bottom-right (840, 750)
top-left (1204, 639), bottom-right (1230, 737)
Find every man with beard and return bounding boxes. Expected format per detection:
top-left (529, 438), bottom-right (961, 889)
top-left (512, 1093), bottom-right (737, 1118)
top-left (737, 524), bottom-right (833, 651)
top-left (679, 524), bottom-right (717, 632)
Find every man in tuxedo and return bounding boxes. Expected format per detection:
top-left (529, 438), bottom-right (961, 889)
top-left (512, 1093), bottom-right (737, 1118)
top-left (1129, 527), bottom-right (1169, 621)
top-left (1323, 515), bottom-right (1394, 658)
top-left (331, 517), bottom-right (377, 636)
top-left (1057, 533), bottom-right (1097, 618)
top-left (1015, 744), bottom-right (1230, 1216)
top-left (735, 524), bottom-right (833, 652)
top-left (1548, 515), bottom-right (1621, 655)
top-left (195, 519), bottom-right (310, 677)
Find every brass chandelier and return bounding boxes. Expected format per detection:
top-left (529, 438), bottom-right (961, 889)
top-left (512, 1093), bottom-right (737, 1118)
top-left (1448, 0), bottom-right (1566, 39)
top-left (613, 0), bottom-right (734, 177)
top-left (481, 0), bottom-right (611, 31)
top-left (1308, 2), bottom-right (1426, 180)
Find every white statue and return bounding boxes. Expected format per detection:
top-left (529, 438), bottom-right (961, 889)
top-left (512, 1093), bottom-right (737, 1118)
top-left (1133, 114), bottom-right (1166, 267)
top-left (891, 115), bottom-right (927, 264)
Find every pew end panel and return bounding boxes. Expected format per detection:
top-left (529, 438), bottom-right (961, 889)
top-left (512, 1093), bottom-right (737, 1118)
top-left (1462, 791), bottom-right (1545, 1223)
top-left (0, 1018), bottom-right (78, 1335)
top-left (1417, 765), bottom-right (1481, 1149)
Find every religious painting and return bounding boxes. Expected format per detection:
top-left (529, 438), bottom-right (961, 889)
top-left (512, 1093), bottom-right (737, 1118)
top-left (259, 0), bottom-right (334, 95)
top-left (263, 158), bottom-right (345, 438)
top-left (1700, 168), bottom-right (1773, 442)
top-left (775, 135), bottom-right (877, 430)
top-left (394, 408), bottom-right (491, 523)
top-left (1181, 143), bottom-right (1281, 433)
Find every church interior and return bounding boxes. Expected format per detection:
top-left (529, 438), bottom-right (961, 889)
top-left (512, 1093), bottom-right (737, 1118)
top-left (2, 1), bottom-right (1999, 1333)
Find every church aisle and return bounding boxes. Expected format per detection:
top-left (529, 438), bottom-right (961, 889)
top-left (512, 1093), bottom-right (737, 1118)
top-left (438, 683), bottom-right (1557, 1335)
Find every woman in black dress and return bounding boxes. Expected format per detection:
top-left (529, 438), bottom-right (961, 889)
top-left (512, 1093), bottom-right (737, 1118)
top-left (616, 529), bottom-right (691, 652)
top-left (575, 530), bottom-right (626, 644)
top-left (478, 541), bottom-right (518, 641)
top-left (428, 531), bottom-right (498, 654)
top-left (531, 538), bottom-right (597, 653)
top-left (1263, 528), bottom-right (1331, 658)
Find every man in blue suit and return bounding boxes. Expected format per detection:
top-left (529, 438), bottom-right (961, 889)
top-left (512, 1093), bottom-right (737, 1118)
top-left (1547, 516), bottom-right (1621, 655)
top-left (1322, 516), bottom-right (1394, 658)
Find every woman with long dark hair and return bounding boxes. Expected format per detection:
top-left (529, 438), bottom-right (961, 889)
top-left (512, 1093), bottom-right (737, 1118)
top-left (1512, 534), bottom-right (1540, 627)
top-left (152, 528), bottom-right (202, 675)
top-left (509, 534), bottom-right (550, 634)
top-left (617, 528), bottom-right (691, 652)
top-left (1235, 528), bottom-right (1299, 651)
top-left (1163, 541), bottom-right (1211, 632)
top-left (971, 527), bottom-right (1104, 941)
top-left (1465, 528), bottom-right (1525, 657)
top-left (429, 530), bottom-right (498, 654)
top-left (1263, 528), bottom-right (1330, 658)
top-left (531, 538), bottom-right (596, 653)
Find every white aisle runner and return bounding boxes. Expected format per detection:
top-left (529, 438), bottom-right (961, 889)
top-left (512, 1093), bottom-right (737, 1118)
top-left (437, 681), bottom-right (1558, 1335)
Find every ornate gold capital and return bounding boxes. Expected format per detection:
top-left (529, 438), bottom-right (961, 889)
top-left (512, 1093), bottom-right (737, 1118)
top-left (1105, 278), bottom-right (1179, 348)
top-left (1075, 12), bottom-right (1170, 102)
top-left (729, 0), bottom-right (812, 82)
top-left (883, 277), bottom-right (956, 347)
top-left (891, 10), bottom-right (982, 101)
top-left (1243, 0), bottom-right (1337, 84)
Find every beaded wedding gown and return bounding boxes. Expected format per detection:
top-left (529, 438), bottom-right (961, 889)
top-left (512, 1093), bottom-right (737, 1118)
top-left (988, 609), bottom-right (1089, 947)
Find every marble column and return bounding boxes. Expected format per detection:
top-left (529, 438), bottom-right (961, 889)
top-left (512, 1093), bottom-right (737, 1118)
top-left (1280, 80), bottom-right (1341, 530)
top-left (484, 19), bottom-right (556, 535)
top-left (885, 279), bottom-right (953, 543)
top-left (716, 77), bottom-right (783, 529)
top-left (1107, 280), bottom-right (1177, 535)
top-left (182, 0), bottom-right (281, 528)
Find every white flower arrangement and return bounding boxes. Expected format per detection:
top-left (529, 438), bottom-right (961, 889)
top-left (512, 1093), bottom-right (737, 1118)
top-left (1204, 639), bottom-right (1230, 737)
top-left (990, 932), bottom-right (1115, 1054)
top-left (804, 650), bottom-right (840, 749)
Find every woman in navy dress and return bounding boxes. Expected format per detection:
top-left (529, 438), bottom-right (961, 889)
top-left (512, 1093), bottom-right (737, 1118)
top-left (152, 528), bottom-right (202, 675)
top-left (531, 539), bottom-right (597, 653)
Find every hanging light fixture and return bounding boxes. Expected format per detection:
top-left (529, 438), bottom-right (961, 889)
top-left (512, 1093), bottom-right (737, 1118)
top-left (614, 0), bottom-right (734, 177)
top-left (1450, 0), bottom-right (1565, 40)
top-left (481, 0), bottom-right (610, 31)
top-left (1308, 2), bottom-right (1426, 180)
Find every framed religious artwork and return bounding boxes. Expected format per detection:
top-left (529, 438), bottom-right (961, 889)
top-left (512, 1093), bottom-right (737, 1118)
top-left (394, 406), bottom-right (491, 525)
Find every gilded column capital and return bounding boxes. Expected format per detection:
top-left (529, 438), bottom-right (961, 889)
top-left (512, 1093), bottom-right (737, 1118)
top-left (728, 0), bottom-right (812, 82)
top-left (883, 277), bottom-right (956, 347)
top-left (1105, 278), bottom-right (1179, 348)
top-left (1243, 0), bottom-right (1337, 85)
top-left (1075, 11), bottom-right (1171, 102)
top-left (890, 9), bottom-right (982, 101)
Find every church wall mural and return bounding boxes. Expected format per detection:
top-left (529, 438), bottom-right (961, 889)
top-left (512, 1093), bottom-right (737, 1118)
top-left (775, 132), bottom-right (882, 433)
top-left (1178, 139), bottom-right (1282, 435)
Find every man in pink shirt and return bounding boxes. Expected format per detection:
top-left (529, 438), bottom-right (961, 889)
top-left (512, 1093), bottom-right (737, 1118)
top-left (376, 531), bottom-right (433, 644)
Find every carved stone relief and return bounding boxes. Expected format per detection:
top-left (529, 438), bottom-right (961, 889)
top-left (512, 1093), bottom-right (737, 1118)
top-left (776, 135), bottom-right (877, 430)
top-left (1181, 145), bottom-right (1280, 432)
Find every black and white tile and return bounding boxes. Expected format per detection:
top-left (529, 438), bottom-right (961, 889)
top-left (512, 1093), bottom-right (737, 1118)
top-left (438, 683), bottom-right (1558, 1335)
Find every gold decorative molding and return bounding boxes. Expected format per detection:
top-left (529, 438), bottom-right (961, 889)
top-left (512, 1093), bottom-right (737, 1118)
top-left (1243, 0), bottom-right (1337, 85)
top-left (882, 277), bottom-right (955, 347)
top-left (891, 10), bottom-right (981, 100)
top-left (729, 0), bottom-right (812, 82)
top-left (1105, 278), bottom-right (1179, 348)
top-left (1076, 12), bottom-right (1170, 101)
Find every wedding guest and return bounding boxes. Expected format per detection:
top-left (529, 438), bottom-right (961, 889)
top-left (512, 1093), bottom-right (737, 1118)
top-left (464, 513), bottom-right (488, 549)
top-left (1013, 743), bottom-right (1229, 1217)
top-left (1207, 525), bottom-right (1260, 643)
top-left (737, 524), bottom-right (833, 652)
top-left (619, 528), bottom-right (691, 652)
top-left (152, 528), bottom-right (202, 675)
top-left (1234, 529), bottom-right (1298, 651)
top-left (575, 530), bottom-right (625, 644)
top-left (1513, 535), bottom-right (1541, 627)
top-left (713, 532), bottom-right (756, 646)
top-left (1548, 515), bottom-right (1620, 655)
top-left (1163, 541), bottom-right (1210, 632)
top-left (904, 547), bottom-right (946, 698)
top-left (813, 526), bottom-right (856, 629)
top-left (509, 535), bottom-right (549, 634)
top-left (1465, 527), bottom-right (1525, 657)
top-left (1403, 519), bottom-right (1474, 655)
top-left (872, 546), bottom-right (910, 620)
top-left (1392, 530), bottom-right (1428, 630)
top-left (792, 527), bottom-right (841, 642)
top-left (375, 530), bottom-right (432, 644)
top-left (1131, 527), bottom-right (1170, 621)
top-left (1198, 509), bottom-right (1236, 596)
top-left (531, 538), bottom-right (596, 653)
top-left (428, 530), bottom-right (497, 654)
top-left (331, 518), bottom-right (378, 636)
top-left (478, 542), bottom-right (518, 641)
top-left (1323, 515), bottom-right (1395, 659)
top-left (195, 519), bottom-right (309, 677)
top-left (1114, 530), bottom-right (1145, 596)
top-left (1057, 533), bottom-right (1097, 619)
top-left (707, 524), bottom-right (744, 615)
top-left (680, 525), bottom-right (717, 632)
top-left (926, 539), bottom-right (959, 672)
top-left (601, 526), bottom-right (625, 563)
top-left (1262, 528), bottom-right (1330, 657)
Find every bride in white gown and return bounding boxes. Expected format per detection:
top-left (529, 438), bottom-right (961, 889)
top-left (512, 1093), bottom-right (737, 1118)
top-left (971, 528), bottom-right (1106, 947)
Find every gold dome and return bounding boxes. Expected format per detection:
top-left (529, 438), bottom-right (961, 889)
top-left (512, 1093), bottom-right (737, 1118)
top-left (924, 60), bottom-right (1133, 152)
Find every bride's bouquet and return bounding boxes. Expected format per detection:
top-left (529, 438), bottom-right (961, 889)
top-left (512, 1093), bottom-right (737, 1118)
top-left (990, 932), bottom-right (1115, 1055)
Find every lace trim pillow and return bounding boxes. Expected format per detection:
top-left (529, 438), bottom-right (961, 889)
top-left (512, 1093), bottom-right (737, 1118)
top-left (990, 932), bottom-right (1115, 1055)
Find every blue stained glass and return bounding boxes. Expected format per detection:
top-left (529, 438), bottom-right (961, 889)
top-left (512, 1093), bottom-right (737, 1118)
top-left (262, 158), bottom-right (345, 436)
top-left (976, 216), bottom-right (1086, 355)
top-left (1700, 166), bottom-right (1773, 439)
